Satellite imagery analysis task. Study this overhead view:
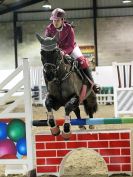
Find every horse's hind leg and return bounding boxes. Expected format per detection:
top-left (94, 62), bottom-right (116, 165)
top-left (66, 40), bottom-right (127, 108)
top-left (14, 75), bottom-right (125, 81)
top-left (88, 112), bottom-right (95, 129)
top-left (45, 96), bottom-right (60, 136)
top-left (62, 96), bottom-right (79, 140)
top-left (74, 107), bottom-right (86, 130)
top-left (83, 98), bottom-right (97, 130)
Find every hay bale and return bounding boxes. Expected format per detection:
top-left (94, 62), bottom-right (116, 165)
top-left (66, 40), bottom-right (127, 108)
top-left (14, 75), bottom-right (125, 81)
top-left (59, 148), bottom-right (108, 177)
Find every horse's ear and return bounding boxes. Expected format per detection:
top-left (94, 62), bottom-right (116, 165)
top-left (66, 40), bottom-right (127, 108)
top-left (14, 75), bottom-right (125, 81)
top-left (36, 33), bottom-right (44, 44)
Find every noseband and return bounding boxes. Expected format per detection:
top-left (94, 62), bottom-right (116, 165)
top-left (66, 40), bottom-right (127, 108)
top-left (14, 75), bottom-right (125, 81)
top-left (43, 63), bottom-right (58, 73)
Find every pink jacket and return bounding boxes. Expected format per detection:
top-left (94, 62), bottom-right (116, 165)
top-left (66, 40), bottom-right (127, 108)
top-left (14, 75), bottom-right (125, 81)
top-left (44, 22), bottom-right (76, 55)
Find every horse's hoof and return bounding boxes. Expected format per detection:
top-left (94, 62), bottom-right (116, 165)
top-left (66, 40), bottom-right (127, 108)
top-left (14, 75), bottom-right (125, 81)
top-left (79, 125), bottom-right (86, 130)
top-left (89, 125), bottom-right (95, 129)
top-left (50, 125), bottom-right (60, 136)
top-left (62, 123), bottom-right (71, 140)
top-left (62, 131), bottom-right (71, 140)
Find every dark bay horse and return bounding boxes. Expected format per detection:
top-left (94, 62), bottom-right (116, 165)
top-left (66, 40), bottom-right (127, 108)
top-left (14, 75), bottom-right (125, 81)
top-left (36, 34), bottom-right (98, 140)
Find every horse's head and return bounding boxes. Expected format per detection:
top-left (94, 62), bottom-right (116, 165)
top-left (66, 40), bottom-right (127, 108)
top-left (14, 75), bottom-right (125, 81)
top-left (36, 33), bottom-right (62, 81)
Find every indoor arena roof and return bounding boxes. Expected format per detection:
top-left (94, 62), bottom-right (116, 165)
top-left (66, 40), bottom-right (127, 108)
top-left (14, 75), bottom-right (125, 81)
top-left (0, 0), bottom-right (133, 19)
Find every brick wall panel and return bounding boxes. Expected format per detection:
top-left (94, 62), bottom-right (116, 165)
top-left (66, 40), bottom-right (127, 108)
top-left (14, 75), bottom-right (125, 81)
top-left (36, 143), bottom-right (45, 149)
top-left (122, 164), bottom-right (131, 171)
top-left (46, 142), bottom-right (66, 149)
top-left (57, 150), bottom-right (70, 157)
top-left (120, 133), bottom-right (130, 139)
top-left (110, 141), bottom-right (130, 148)
top-left (35, 131), bottom-right (132, 176)
top-left (100, 149), bottom-right (120, 156)
top-left (77, 133), bottom-right (98, 140)
top-left (110, 156), bottom-right (131, 163)
top-left (56, 134), bottom-right (77, 141)
top-left (108, 165), bottom-right (121, 171)
top-left (99, 133), bottom-right (119, 140)
top-left (88, 141), bottom-right (108, 148)
top-left (36, 158), bottom-right (45, 165)
top-left (37, 166), bottom-right (57, 173)
top-left (67, 141), bottom-right (87, 148)
top-left (36, 135), bottom-right (55, 141)
top-left (46, 158), bottom-right (63, 165)
top-left (36, 150), bottom-right (56, 157)
top-left (121, 149), bottom-right (130, 155)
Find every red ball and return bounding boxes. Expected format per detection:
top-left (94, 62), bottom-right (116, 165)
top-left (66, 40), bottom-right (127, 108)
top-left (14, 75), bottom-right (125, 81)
top-left (0, 154), bottom-right (17, 159)
top-left (0, 139), bottom-right (17, 157)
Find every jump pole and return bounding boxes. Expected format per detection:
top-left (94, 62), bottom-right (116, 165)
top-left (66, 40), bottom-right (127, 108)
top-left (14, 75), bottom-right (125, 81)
top-left (33, 117), bottom-right (133, 126)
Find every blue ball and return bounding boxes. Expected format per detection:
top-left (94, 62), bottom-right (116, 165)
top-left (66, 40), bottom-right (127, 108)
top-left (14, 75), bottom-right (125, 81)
top-left (16, 138), bottom-right (27, 156)
top-left (0, 122), bottom-right (7, 140)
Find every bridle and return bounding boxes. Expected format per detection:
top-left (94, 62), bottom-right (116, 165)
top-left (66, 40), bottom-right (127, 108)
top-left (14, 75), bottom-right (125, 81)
top-left (42, 49), bottom-right (63, 77)
top-left (41, 48), bottom-right (77, 82)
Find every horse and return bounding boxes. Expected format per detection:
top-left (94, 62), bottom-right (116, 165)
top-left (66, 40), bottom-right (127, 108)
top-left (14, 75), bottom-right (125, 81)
top-left (36, 34), bottom-right (98, 140)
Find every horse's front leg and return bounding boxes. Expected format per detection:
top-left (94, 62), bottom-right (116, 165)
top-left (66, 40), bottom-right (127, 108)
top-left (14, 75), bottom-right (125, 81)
top-left (74, 107), bottom-right (86, 130)
top-left (45, 95), bottom-right (60, 136)
top-left (62, 96), bottom-right (79, 140)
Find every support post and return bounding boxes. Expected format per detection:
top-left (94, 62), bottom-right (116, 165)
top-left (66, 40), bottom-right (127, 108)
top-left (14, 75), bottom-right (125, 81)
top-left (93, 0), bottom-right (98, 66)
top-left (23, 58), bottom-right (34, 172)
top-left (13, 12), bottom-right (18, 68)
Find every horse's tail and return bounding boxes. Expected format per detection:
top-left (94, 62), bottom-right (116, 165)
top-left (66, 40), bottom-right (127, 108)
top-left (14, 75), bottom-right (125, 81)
top-left (83, 94), bottom-right (98, 116)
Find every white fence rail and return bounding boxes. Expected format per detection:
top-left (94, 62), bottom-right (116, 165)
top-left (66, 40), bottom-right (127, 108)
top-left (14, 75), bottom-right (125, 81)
top-left (113, 61), bottom-right (133, 117)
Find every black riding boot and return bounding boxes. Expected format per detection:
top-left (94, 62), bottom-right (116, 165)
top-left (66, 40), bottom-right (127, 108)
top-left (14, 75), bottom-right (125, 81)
top-left (83, 68), bottom-right (100, 94)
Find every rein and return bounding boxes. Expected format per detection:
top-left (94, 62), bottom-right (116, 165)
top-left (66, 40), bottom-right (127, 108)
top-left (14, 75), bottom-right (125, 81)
top-left (61, 60), bottom-right (79, 81)
top-left (57, 51), bottom-right (79, 82)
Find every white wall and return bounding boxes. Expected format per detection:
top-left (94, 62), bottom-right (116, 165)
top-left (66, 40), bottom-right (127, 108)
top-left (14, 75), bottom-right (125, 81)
top-left (0, 17), bottom-right (133, 69)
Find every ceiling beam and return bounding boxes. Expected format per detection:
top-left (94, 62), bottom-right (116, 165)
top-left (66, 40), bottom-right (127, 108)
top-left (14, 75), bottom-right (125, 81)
top-left (0, 0), bottom-right (44, 15)
top-left (98, 5), bottom-right (133, 9)
top-left (17, 7), bottom-right (92, 14)
top-left (1, 0), bottom-right (133, 15)
top-left (16, 5), bottom-right (133, 14)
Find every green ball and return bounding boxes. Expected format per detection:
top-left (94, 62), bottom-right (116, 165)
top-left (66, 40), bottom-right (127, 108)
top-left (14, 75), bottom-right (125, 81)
top-left (7, 119), bottom-right (26, 142)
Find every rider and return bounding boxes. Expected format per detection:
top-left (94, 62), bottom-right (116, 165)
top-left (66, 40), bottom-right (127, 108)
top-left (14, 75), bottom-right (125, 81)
top-left (44, 8), bottom-right (100, 93)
